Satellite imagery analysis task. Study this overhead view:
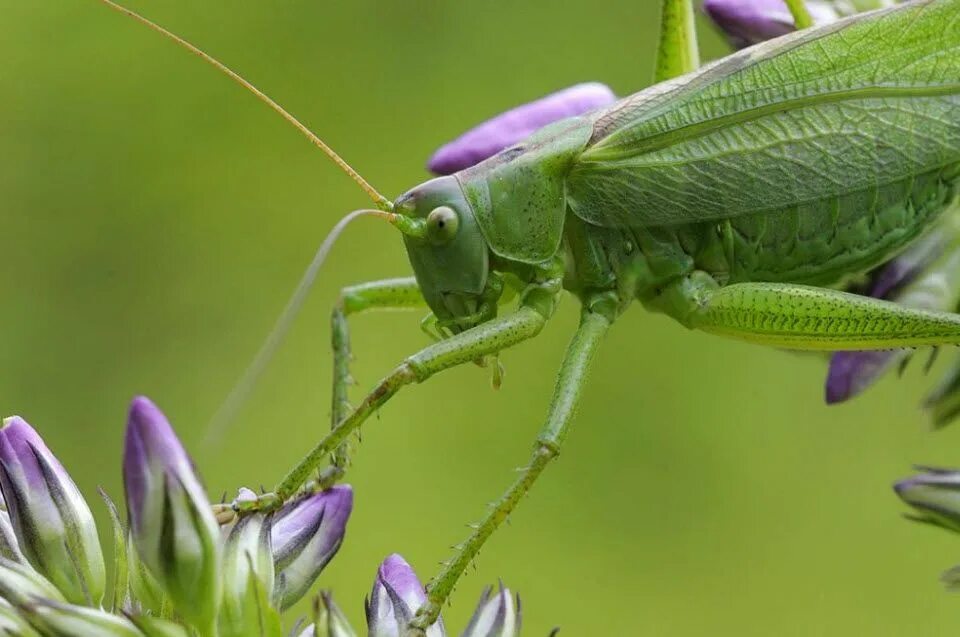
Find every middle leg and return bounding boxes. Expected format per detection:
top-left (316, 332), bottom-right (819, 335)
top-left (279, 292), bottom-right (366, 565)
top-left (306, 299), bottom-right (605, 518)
top-left (410, 297), bottom-right (614, 632)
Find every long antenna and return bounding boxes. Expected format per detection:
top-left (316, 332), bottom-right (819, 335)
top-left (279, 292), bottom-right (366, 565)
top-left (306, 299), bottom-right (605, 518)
top-left (97, 0), bottom-right (392, 211)
top-left (204, 209), bottom-right (392, 444)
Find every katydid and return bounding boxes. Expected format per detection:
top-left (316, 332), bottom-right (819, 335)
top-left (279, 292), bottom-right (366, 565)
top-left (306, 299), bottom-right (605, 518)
top-left (97, 0), bottom-right (960, 632)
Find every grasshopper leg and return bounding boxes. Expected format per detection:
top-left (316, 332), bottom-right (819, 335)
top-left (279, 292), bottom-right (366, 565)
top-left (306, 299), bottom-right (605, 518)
top-left (329, 277), bottom-right (426, 477)
top-left (239, 277), bottom-right (563, 512)
top-left (655, 0), bottom-right (700, 82)
top-left (409, 296), bottom-right (614, 634)
top-left (657, 271), bottom-right (960, 350)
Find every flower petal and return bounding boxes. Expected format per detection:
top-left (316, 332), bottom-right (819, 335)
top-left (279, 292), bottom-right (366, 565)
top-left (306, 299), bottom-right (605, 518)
top-left (428, 83), bottom-right (616, 175)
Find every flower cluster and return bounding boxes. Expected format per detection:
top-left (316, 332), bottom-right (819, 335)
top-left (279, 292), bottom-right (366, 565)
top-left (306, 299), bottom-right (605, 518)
top-left (0, 397), bottom-right (353, 636)
top-left (0, 398), bottom-right (528, 636)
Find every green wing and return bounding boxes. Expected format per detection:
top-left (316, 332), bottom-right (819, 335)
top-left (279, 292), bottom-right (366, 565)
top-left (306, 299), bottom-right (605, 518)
top-left (566, 0), bottom-right (960, 228)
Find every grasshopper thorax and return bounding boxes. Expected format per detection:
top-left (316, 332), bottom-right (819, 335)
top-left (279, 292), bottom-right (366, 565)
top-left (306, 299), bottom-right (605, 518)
top-left (396, 176), bottom-right (493, 332)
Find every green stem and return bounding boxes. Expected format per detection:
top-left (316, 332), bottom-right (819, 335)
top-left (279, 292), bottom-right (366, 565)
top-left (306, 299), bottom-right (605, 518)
top-left (784, 0), bottom-right (814, 29)
top-left (655, 0), bottom-right (700, 82)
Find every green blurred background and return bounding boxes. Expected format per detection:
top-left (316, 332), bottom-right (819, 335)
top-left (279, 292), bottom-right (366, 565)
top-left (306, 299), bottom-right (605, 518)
top-left (3, 2), bottom-right (960, 634)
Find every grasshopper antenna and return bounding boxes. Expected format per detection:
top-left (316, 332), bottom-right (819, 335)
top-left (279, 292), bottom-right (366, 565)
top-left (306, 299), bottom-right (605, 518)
top-left (205, 209), bottom-right (393, 444)
top-left (97, 0), bottom-right (392, 211)
top-left (94, 1), bottom-right (430, 439)
top-left (205, 204), bottom-right (423, 442)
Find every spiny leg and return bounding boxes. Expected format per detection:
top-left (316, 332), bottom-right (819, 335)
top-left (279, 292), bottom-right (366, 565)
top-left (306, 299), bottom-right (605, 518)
top-left (655, 0), bottom-right (700, 82)
top-left (657, 272), bottom-right (960, 350)
top-left (329, 277), bottom-right (426, 478)
top-left (239, 279), bottom-right (563, 511)
top-left (409, 299), bottom-right (613, 633)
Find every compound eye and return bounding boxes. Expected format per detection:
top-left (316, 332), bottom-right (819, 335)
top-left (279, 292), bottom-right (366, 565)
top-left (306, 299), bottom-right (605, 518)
top-left (426, 206), bottom-right (460, 244)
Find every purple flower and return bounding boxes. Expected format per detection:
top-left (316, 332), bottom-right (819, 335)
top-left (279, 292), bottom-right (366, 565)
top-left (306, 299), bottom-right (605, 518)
top-left (123, 396), bottom-right (221, 630)
top-left (894, 466), bottom-right (960, 534)
top-left (366, 554), bottom-right (445, 637)
top-left (427, 82), bottom-right (616, 175)
top-left (825, 350), bottom-right (906, 405)
top-left (0, 416), bottom-right (105, 605)
top-left (703, 0), bottom-right (840, 48)
top-left (271, 486), bottom-right (353, 611)
top-left (461, 583), bottom-right (521, 637)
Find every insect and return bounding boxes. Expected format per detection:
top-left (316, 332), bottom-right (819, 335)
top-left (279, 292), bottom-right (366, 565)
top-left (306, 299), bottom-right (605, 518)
top-left (97, 0), bottom-right (960, 633)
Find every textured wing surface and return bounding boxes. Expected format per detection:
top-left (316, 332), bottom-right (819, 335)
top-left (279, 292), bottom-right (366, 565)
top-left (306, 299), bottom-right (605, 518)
top-left (567, 0), bottom-right (960, 228)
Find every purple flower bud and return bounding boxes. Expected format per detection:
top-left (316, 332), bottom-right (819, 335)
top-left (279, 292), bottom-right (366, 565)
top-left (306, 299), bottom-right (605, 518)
top-left (702, 0), bottom-right (840, 48)
top-left (427, 83), bottom-right (616, 175)
top-left (895, 467), bottom-right (960, 534)
top-left (220, 513), bottom-right (279, 637)
top-left (0, 416), bottom-right (105, 605)
top-left (825, 350), bottom-right (906, 404)
top-left (271, 486), bottom-right (353, 611)
top-left (366, 554), bottom-right (445, 637)
top-left (123, 396), bottom-right (221, 630)
top-left (461, 583), bottom-right (521, 637)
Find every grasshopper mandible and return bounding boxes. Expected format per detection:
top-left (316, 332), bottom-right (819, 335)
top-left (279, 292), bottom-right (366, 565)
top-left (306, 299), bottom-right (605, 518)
top-left (97, 0), bottom-right (960, 632)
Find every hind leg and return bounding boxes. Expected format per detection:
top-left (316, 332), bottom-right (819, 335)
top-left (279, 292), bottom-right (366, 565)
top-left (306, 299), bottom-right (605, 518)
top-left (656, 272), bottom-right (960, 350)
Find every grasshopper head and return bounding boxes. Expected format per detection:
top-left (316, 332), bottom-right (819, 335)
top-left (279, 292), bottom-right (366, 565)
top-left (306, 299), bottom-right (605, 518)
top-left (395, 176), bottom-right (491, 332)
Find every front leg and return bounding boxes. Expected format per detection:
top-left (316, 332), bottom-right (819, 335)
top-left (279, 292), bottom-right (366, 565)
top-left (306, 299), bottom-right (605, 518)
top-left (239, 277), bottom-right (563, 511)
top-left (330, 277), bottom-right (426, 474)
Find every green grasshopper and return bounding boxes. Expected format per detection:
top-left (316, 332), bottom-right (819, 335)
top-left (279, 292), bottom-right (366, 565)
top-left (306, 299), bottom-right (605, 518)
top-left (99, 0), bottom-right (960, 632)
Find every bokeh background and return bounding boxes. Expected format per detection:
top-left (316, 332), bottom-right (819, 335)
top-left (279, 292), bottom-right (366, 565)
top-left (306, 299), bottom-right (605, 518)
top-left (4, 2), bottom-right (960, 634)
